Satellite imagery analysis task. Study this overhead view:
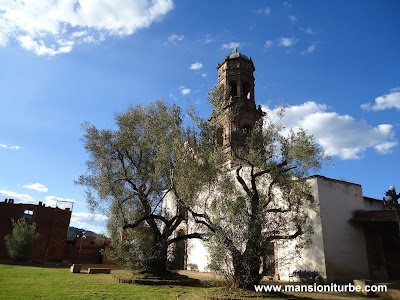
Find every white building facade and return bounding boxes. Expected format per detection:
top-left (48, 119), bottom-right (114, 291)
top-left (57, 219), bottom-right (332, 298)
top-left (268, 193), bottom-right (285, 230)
top-left (163, 52), bottom-right (400, 282)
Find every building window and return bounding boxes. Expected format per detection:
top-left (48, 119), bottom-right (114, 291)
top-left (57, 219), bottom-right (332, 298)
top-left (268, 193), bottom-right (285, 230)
top-left (243, 82), bottom-right (251, 99)
top-left (24, 210), bottom-right (34, 219)
top-left (243, 124), bottom-right (252, 133)
top-left (229, 81), bottom-right (237, 97)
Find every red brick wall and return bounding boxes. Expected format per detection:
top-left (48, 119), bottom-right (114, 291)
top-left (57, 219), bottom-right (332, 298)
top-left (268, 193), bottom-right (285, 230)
top-left (63, 236), bottom-right (116, 264)
top-left (0, 199), bottom-right (71, 262)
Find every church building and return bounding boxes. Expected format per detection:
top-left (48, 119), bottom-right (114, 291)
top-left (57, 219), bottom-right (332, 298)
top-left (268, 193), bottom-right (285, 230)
top-left (164, 51), bottom-right (400, 283)
top-left (208, 49), bottom-right (263, 162)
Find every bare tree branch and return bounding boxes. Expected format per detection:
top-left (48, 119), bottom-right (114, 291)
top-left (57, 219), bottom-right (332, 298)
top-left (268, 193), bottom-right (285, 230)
top-left (236, 166), bottom-right (252, 197)
top-left (167, 233), bottom-right (203, 245)
top-left (266, 208), bottom-right (290, 213)
top-left (122, 214), bottom-right (169, 230)
top-left (264, 225), bottom-right (302, 242)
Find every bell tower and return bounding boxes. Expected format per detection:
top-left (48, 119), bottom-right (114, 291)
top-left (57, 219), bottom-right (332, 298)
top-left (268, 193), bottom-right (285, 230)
top-left (209, 49), bottom-right (264, 161)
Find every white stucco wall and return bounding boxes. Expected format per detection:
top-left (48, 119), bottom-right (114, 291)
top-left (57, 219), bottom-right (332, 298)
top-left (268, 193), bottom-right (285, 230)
top-left (276, 177), bottom-right (327, 281)
top-left (186, 238), bottom-right (209, 272)
top-left (316, 176), bottom-right (369, 282)
top-left (276, 176), bottom-right (370, 282)
top-left (363, 197), bottom-right (384, 211)
top-left (162, 189), bottom-right (211, 272)
top-left (165, 174), bottom-right (370, 281)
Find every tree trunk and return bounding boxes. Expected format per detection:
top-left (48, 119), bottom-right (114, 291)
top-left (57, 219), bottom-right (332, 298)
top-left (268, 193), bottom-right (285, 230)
top-left (232, 192), bottom-right (263, 288)
top-left (145, 240), bottom-right (169, 276)
top-left (232, 250), bottom-right (262, 288)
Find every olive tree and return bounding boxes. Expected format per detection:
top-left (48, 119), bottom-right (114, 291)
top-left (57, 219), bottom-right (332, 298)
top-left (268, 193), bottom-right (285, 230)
top-left (76, 100), bottom-right (218, 275)
top-left (5, 218), bottom-right (39, 262)
top-left (182, 87), bottom-right (327, 288)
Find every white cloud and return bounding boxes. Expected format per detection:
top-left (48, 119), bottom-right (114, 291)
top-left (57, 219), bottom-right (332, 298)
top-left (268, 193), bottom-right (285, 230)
top-left (360, 103), bottom-right (371, 111)
top-left (83, 35), bottom-right (99, 43)
top-left (190, 62), bottom-right (203, 70)
top-left (221, 42), bottom-right (240, 51)
top-left (0, 0), bottom-right (174, 56)
top-left (305, 27), bottom-right (313, 35)
top-left (278, 37), bottom-right (295, 47)
top-left (201, 73), bottom-right (207, 78)
top-left (71, 212), bottom-right (108, 223)
top-left (374, 141), bottom-right (398, 154)
top-left (167, 34), bottom-right (184, 44)
top-left (22, 183), bottom-right (48, 193)
top-left (0, 144), bottom-right (20, 150)
top-left (179, 86), bottom-right (191, 95)
top-left (288, 15), bottom-right (297, 22)
top-left (45, 195), bottom-right (75, 208)
top-left (257, 7), bottom-right (271, 16)
top-left (71, 30), bottom-right (87, 38)
top-left (70, 212), bottom-right (109, 233)
top-left (301, 42), bottom-right (317, 55)
top-left (57, 39), bottom-right (74, 47)
top-left (0, 190), bottom-right (35, 203)
top-left (283, 2), bottom-right (292, 8)
top-left (264, 40), bottom-right (274, 49)
top-left (203, 34), bottom-right (213, 44)
top-left (17, 35), bottom-right (72, 56)
top-left (392, 87), bottom-right (400, 92)
top-left (265, 37), bottom-right (296, 50)
top-left (361, 89), bottom-right (400, 111)
top-left (263, 101), bottom-right (397, 160)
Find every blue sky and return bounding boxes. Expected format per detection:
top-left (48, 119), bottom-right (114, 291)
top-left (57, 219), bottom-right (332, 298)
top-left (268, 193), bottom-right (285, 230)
top-left (0, 0), bottom-right (399, 233)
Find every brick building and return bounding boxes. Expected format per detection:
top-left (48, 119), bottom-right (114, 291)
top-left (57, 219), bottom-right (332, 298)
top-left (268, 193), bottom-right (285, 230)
top-left (0, 198), bottom-right (72, 262)
top-left (64, 235), bottom-right (115, 265)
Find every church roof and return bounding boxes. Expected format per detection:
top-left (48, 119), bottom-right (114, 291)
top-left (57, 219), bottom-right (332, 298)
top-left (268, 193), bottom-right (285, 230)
top-left (226, 52), bottom-right (249, 60)
top-left (217, 51), bottom-right (253, 69)
top-left (351, 210), bottom-right (397, 223)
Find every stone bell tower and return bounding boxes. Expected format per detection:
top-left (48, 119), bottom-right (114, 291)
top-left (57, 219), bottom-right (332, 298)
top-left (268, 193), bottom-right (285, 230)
top-left (209, 49), bottom-right (264, 161)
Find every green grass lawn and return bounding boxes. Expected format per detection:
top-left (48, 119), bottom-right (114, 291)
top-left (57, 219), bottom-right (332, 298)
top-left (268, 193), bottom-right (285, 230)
top-left (0, 264), bottom-right (295, 300)
top-left (0, 264), bottom-right (199, 300)
top-left (1, 263), bottom-right (376, 300)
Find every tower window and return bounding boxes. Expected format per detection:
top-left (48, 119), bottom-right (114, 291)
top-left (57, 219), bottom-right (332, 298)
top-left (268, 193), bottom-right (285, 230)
top-left (243, 124), bottom-right (252, 133)
top-left (229, 81), bottom-right (237, 97)
top-left (243, 82), bottom-right (251, 100)
top-left (214, 126), bottom-right (224, 146)
top-left (217, 134), bottom-right (223, 146)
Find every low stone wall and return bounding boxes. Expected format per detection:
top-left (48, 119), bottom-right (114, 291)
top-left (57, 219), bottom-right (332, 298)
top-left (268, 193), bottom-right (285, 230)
top-left (88, 268), bottom-right (111, 274)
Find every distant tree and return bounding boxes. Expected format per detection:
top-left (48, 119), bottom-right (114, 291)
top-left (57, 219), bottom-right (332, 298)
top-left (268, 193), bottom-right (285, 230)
top-left (181, 87), bottom-right (328, 288)
top-left (77, 100), bottom-right (221, 276)
top-left (67, 226), bottom-right (98, 241)
top-left (5, 218), bottom-right (39, 262)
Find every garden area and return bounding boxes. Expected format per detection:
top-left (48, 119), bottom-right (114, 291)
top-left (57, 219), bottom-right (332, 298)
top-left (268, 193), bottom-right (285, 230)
top-left (0, 263), bottom-right (374, 300)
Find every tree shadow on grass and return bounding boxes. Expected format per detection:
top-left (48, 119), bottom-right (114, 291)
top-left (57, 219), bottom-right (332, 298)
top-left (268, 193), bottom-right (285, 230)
top-left (113, 271), bottom-right (315, 300)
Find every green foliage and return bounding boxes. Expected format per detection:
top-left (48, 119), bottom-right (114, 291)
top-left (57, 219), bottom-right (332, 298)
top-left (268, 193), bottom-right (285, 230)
top-left (207, 85), bottom-right (231, 111)
top-left (5, 218), bottom-right (39, 262)
top-left (106, 221), bottom-right (157, 272)
top-left (77, 100), bottom-right (216, 276)
top-left (189, 88), bottom-right (329, 288)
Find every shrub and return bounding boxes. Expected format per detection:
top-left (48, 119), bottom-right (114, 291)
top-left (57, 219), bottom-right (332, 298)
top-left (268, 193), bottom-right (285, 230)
top-left (5, 218), bottom-right (40, 261)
